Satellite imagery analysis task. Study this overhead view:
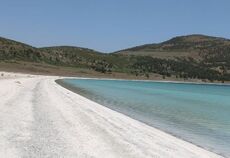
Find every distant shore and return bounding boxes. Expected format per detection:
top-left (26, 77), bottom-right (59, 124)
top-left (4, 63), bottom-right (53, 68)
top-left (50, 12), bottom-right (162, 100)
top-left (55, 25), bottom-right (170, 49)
top-left (1, 63), bottom-right (229, 84)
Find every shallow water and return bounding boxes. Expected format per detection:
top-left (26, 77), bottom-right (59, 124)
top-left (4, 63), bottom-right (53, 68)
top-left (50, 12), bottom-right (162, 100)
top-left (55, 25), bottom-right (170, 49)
top-left (62, 79), bottom-right (230, 157)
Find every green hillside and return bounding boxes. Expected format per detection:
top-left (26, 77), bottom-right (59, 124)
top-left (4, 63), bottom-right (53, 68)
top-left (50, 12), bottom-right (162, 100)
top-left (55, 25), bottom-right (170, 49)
top-left (0, 38), bottom-right (129, 74)
top-left (0, 37), bottom-right (47, 62)
top-left (116, 35), bottom-right (230, 82)
top-left (116, 34), bottom-right (230, 59)
top-left (0, 35), bottom-right (230, 82)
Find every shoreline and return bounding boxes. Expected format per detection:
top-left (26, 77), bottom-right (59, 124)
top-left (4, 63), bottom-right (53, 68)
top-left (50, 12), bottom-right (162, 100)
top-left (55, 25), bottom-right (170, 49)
top-left (1, 68), bottom-right (230, 85)
top-left (62, 76), bottom-right (230, 86)
top-left (0, 72), bottom-right (224, 157)
top-left (55, 78), bottom-right (225, 157)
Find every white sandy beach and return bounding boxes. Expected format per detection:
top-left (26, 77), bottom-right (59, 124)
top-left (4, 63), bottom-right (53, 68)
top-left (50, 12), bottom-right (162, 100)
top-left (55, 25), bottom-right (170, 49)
top-left (0, 72), bottom-right (223, 158)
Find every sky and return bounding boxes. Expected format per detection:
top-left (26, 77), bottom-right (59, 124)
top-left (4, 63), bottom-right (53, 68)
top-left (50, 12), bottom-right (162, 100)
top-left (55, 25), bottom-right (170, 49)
top-left (0, 0), bottom-right (230, 52)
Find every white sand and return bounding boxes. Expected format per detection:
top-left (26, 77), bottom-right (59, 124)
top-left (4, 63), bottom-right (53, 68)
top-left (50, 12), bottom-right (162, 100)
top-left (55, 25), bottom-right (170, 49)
top-left (0, 72), bottom-right (223, 158)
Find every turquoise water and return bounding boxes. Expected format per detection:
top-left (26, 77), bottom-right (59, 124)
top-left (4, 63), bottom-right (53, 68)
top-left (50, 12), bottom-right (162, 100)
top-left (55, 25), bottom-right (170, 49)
top-left (62, 79), bottom-right (230, 157)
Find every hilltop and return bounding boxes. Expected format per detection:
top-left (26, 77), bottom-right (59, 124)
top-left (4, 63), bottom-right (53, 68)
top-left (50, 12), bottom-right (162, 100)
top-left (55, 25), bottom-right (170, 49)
top-left (116, 34), bottom-right (230, 59)
top-left (0, 37), bottom-right (104, 66)
top-left (0, 35), bottom-right (230, 82)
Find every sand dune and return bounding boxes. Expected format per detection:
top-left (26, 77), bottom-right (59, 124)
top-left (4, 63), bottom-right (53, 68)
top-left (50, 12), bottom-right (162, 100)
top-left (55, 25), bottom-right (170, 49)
top-left (0, 73), bottom-right (222, 158)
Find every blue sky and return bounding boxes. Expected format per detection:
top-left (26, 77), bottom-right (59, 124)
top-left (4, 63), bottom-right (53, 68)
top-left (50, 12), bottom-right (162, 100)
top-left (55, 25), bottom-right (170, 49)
top-left (0, 0), bottom-right (229, 52)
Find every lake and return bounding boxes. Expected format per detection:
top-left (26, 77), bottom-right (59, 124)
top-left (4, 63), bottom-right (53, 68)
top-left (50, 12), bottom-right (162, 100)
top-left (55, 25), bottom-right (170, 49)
top-left (60, 79), bottom-right (230, 157)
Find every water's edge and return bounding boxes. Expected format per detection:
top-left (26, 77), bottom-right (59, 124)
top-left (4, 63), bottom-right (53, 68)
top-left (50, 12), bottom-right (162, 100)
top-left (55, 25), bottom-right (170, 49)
top-left (65, 76), bottom-right (230, 86)
top-left (55, 79), bottom-right (224, 157)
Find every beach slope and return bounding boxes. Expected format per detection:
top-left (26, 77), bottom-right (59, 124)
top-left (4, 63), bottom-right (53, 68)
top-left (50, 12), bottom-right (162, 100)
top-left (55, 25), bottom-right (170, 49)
top-left (0, 74), bottom-right (222, 158)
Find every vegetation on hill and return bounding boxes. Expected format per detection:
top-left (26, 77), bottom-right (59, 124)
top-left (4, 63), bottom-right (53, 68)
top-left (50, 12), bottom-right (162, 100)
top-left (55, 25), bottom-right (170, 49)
top-left (116, 35), bottom-right (230, 82)
top-left (0, 35), bottom-right (230, 82)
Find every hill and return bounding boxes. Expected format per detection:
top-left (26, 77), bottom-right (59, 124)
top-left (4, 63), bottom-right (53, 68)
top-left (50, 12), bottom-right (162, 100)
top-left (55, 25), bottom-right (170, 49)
top-left (0, 35), bottom-right (230, 82)
top-left (115, 35), bottom-right (230, 82)
top-left (116, 34), bottom-right (230, 60)
top-left (0, 37), bottom-right (105, 66)
top-left (0, 37), bottom-right (129, 75)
